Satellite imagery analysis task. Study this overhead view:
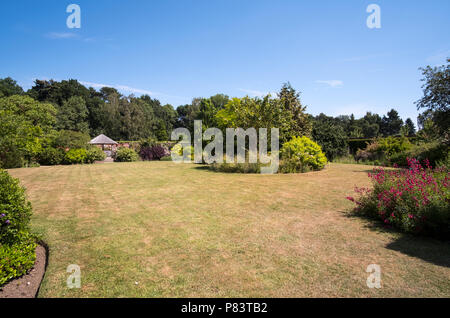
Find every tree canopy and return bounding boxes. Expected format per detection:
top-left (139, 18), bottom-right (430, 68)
top-left (0, 95), bottom-right (57, 168)
top-left (312, 114), bottom-right (348, 160)
top-left (0, 76), bottom-right (428, 167)
top-left (416, 58), bottom-right (449, 141)
top-left (0, 77), bottom-right (24, 97)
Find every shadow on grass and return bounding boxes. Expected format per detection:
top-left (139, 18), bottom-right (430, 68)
top-left (386, 236), bottom-right (450, 268)
top-left (344, 211), bottom-right (450, 268)
top-left (192, 165), bottom-right (261, 174)
top-left (344, 212), bottom-right (397, 235)
top-left (351, 169), bottom-right (376, 174)
top-left (192, 165), bottom-right (210, 171)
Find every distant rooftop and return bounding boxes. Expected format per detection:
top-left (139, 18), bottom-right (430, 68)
top-left (89, 134), bottom-right (118, 145)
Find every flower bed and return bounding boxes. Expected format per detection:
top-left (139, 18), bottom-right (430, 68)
top-left (347, 158), bottom-right (449, 239)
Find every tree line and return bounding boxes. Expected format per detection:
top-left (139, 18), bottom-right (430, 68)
top-left (0, 57), bottom-right (447, 167)
top-left (0, 77), bottom-right (417, 140)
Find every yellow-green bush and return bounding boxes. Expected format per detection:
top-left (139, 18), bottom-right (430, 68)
top-left (64, 148), bottom-right (87, 164)
top-left (86, 147), bottom-right (106, 163)
top-left (114, 147), bottom-right (139, 162)
top-left (280, 136), bottom-right (327, 173)
top-left (171, 144), bottom-right (194, 161)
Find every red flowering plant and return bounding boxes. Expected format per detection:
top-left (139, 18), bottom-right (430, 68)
top-left (347, 158), bottom-right (450, 239)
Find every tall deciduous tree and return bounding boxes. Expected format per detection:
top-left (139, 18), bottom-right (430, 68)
top-left (0, 77), bottom-right (24, 97)
top-left (312, 113), bottom-right (348, 160)
top-left (361, 112), bottom-right (381, 138)
top-left (198, 98), bottom-right (218, 130)
top-left (216, 95), bottom-right (293, 143)
top-left (175, 103), bottom-right (200, 133)
top-left (0, 95), bottom-right (57, 168)
top-left (57, 96), bottom-right (90, 133)
top-left (416, 58), bottom-right (449, 141)
top-left (210, 94), bottom-right (229, 109)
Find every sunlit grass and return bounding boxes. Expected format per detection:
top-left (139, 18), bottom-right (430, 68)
top-left (8, 162), bottom-right (450, 297)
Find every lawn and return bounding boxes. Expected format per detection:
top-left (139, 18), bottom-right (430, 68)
top-left (8, 162), bottom-right (450, 297)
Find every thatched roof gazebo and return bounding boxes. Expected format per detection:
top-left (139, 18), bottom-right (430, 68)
top-left (89, 134), bottom-right (118, 151)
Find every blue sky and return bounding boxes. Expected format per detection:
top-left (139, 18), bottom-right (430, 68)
top-left (1, 0), bottom-right (449, 123)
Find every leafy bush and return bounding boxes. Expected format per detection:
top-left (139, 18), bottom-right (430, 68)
top-left (37, 147), bottom-right (65, 165)
top-left (171, 144), bottom-right (194, 161)
top-left (0, 232), bottom-right (36, 286)
top-left (0, 170), bottom-right (36, 286)
top-left (355, 140), bottom-right (384, 163)
top-left (347, 158), bottom-right (450, 239)
top-left (280, 136), bottom-right (327, 173)
top-left (0, 150), bottom-right (25, 169)
top-left (86, 147), bottom-right (106, 163)
top-left (377, 136), bottom-right (412, 158)
top-left (140, 145), bottom-right (170, 161)
top-left (0, 170), bottom-right (33, 244)
top-left (52, 130), bottom-right (90, 149)
top-left (114, 147), bottom-right (139, 162)
top-left (389, 141), bottom-right (449, 168)
top-left (64, 148), bottom-right (87, 164)
top-left (411, 142), bottom-right (448, 167)
top-left (437, 152), bottom-right (450, 169)
top-left (355, 136), bottom-right (413, 166)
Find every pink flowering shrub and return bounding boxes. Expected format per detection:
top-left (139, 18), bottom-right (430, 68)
top-left (347, 158), bottom-right (450, 239)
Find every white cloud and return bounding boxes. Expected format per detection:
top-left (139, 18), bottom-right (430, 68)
top-left (116, 85), bottom-right (154, 96)
top-left (315, 80), bottom-right (343, 88)
top-left (80, 81), bottom-right (155, 96)
top-left (80, 81), bottom-right (108, 88)
top-left (45, 32), bottom-right (78, 39)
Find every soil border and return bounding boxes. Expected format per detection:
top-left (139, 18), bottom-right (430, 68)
top-left (0, 241), bottom-right (49, 298)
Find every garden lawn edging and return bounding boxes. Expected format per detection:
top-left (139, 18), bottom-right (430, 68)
top-left (0, 241), bottom-right (48, 298)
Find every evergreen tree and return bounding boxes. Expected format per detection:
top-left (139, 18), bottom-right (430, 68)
top-left (380, 109), bottom-right (403, 136)
top-left (404, 118), bottom-right (416, 136)
top-left (278, 82), bottom-right (311, 137)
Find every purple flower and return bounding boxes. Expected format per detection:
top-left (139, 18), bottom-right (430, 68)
top-left (0, 213), bottom-right (5, 218)
top-left (5, 220), bottom-right (10, 225)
